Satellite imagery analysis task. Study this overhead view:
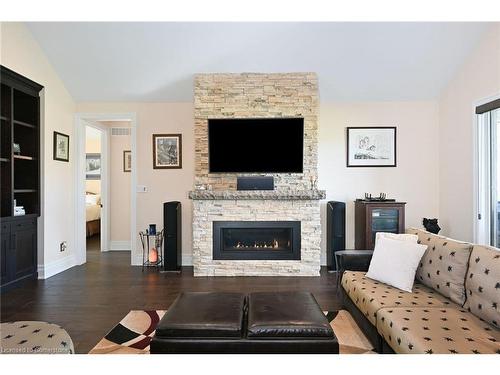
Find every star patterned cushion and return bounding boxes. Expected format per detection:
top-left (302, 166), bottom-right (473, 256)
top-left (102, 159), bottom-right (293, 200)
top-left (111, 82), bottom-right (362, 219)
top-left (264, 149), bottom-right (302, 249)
top-left (341, 271), bottom-right (452, 325)
top-left (464, 245), bottom-right (500, 328)
top-left (407, 228), bottom-right (472, 305)
top-left (1, 321), bottom-right (74, 354)
top-left (377, 306), bottom-right (500, 354)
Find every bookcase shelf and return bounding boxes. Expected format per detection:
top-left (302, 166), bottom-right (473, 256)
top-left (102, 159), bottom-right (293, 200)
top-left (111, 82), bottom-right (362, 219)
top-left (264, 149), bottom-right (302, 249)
top-left (13, 155), bottom-right (36, 161)
top-left (1, 65), bottom-right (43, 292)
top-left (0, 66), bottom-right (42, 218)
top-left (14, 120), bottom-right (37, 129)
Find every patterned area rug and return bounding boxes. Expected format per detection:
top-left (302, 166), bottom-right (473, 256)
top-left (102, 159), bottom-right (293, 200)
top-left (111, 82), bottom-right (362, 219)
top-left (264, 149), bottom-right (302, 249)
top-left (89, 310), bottom-right (373, 354)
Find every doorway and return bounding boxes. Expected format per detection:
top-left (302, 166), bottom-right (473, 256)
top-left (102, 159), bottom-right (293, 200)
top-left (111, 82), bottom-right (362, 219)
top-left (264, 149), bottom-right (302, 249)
top-left (75, 113), bottom-right (137, 266)
top-left (475, 98), bottom-right (500, 247)
top-left (84, 124), bottom-right (104, 254)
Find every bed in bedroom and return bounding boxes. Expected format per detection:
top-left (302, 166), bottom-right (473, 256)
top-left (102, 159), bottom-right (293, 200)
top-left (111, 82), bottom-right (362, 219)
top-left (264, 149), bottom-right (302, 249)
top-left (86, 193), bottom-right (101, 237)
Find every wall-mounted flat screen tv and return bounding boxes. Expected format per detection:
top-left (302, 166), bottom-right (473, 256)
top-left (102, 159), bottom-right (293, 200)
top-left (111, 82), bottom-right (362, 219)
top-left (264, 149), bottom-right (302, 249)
top-left (208, 118), bottom-right (304, 173)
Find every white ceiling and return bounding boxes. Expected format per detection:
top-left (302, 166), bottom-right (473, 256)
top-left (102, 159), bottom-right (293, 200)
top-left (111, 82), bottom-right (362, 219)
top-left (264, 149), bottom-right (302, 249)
top-left (26, 22), bottom-right (490, 102)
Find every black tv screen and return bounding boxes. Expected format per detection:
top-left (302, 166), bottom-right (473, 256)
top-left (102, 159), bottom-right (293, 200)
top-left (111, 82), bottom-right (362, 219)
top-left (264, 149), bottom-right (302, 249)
top-left (208, 118), bottom-right (304, 173)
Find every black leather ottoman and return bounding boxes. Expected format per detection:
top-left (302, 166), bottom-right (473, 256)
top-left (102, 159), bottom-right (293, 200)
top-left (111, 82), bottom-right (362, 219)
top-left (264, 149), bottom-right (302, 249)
top-left (150, 291), bottom-right (339, 354)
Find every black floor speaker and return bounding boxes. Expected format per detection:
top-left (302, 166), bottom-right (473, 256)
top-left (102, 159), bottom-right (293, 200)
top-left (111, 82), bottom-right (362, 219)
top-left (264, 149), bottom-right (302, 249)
top-left (163, 201), bottom-right (182, 272)
top-left (326, 201), bottom-right (346, 271)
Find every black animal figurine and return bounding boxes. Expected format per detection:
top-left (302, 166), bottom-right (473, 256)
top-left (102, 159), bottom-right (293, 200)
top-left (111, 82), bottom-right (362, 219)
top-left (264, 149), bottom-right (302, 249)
top-left (423, 218), bottom-right (441, 234)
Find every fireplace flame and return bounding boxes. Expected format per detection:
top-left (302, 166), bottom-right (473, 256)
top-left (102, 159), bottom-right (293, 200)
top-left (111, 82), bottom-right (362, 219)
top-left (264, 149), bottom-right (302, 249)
top-left (235, 239), bottom-right (280, 249)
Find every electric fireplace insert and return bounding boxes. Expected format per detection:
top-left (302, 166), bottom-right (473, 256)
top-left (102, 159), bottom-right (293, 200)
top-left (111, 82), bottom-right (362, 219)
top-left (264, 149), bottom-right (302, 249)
top-left (213, 221), bottom-right (301, 260)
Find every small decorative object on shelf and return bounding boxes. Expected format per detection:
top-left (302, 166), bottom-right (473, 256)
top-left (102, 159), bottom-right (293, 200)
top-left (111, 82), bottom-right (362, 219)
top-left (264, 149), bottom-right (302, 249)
top-left (14, 206), bottom-right (25, 216)
top-left (357, 193), bottom-right (395, 202)
top-left (309, 176), bottom-right (318, 190)
top-left (13, 143), bottom-right (21, 155)
top-left (13, 199), bottom-right (25, 216)
top-left (140, 228), bottom-right (164, 271)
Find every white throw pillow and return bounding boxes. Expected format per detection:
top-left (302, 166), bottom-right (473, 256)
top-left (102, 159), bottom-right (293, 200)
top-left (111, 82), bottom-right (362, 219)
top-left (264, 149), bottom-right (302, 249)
top-left (86, 194), bottom-right (99, 205)
top-left (366, 237), bottom-right (427, 292)
top-left (375, 232), bottom-right (418, 244)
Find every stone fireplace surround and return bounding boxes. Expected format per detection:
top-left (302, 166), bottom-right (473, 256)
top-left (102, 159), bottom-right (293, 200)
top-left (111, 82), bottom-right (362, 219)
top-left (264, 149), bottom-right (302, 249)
top-left (190, 73), bottom-right (324, 276)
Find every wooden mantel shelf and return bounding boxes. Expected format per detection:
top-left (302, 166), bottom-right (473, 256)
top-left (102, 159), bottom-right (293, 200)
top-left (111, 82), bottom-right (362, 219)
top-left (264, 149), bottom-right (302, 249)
top-left (188, 189), bottom-right (326, 201)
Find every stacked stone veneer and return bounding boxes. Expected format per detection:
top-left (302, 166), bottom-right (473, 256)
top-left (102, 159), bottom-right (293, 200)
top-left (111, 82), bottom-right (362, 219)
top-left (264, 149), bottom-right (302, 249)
top-left (191, 73), bottom-right (322, 276)
top-left (194, 73), bottom-right (318, 190)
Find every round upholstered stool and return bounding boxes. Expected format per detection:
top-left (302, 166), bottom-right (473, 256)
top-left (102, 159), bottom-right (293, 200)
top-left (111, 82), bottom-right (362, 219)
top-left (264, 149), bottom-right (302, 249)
top-left (1, 321), bottom-right (74, 354)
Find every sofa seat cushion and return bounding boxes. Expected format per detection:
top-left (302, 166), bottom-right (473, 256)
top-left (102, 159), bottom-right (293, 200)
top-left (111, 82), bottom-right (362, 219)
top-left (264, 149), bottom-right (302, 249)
top-left (247, 292), bottom-right (334, 338)
top-left (376, 307), bottom-right (500, 354)
top-left (407, 228), bottom-right (472, 305)
top-left (155, 292), bottom-right (245, 338)
top-left (342, 271), bottom-right (452, 325)
top-left (464, 245), bottom-right (500, 328)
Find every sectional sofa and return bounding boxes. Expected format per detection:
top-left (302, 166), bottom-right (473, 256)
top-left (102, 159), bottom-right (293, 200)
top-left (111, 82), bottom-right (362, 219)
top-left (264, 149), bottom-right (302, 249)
top-left (341, 228), bottom-right (500, 354)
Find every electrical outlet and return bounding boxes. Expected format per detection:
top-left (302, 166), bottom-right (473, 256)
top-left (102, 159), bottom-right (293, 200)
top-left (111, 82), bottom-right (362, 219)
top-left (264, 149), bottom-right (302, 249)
top-left (60, 241), bottom-right (67, 252)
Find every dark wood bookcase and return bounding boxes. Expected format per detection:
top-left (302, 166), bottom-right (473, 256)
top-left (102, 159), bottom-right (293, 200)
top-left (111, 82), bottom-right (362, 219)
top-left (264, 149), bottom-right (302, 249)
top-left (1, 66), bottom-right (43, 291)
top-left (354, 201), bottom-right (406, 250)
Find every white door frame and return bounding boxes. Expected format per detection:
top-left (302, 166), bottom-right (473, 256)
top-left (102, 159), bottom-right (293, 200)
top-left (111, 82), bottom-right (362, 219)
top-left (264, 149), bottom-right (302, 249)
top-left (74, 112), bottom-right (137, 266)
top-left (473, 93), bottom-right (500, 245)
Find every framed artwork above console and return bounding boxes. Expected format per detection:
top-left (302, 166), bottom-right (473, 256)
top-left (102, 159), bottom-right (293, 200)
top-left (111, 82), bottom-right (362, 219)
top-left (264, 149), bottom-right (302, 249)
top-left (346, 126), bottom-right (396, 167)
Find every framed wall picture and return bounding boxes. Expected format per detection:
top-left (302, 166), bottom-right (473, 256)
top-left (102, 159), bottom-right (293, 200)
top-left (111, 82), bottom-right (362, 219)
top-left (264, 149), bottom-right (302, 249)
top-left (86, 153), bottom-right (101, 180)
top-left (53, 131), bottom-right (70, 162)
top-left (346, 127), bottom-right (397, 167)
top-left (123, 150), bottom-right (132, 172)
top-left (152, 134), bottom-right (182, 169)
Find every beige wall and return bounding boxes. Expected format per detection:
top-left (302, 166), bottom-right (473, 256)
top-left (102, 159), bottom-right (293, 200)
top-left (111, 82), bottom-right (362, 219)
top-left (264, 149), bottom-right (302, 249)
top-left (1, 22), bottom-right (77, 277)
top-left (106, 122), bottom-right (131, 243)
top-left (439, 24), bottom-right (500, 241)
top-left (76, 102), bottom-right (194, 264)
top-left (318, 101), bottom-right (440, 260)
top-left (85, 180), bottom-right (101, 195)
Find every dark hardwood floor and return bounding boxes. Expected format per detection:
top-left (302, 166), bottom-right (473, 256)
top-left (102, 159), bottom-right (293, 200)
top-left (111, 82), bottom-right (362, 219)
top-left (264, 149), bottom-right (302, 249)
top-left (1, 248), bottom-right (341, 353)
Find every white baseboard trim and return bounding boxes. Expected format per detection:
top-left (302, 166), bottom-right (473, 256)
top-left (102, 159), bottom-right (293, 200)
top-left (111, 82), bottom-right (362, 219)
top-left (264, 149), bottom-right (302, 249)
top-left (182, 255), bottom-right (193, 266)
top-left (132, 255), bottom-right (143, 266)
top-left (38, 254), bottom-right (76, 280)
top-left (109, 241), bottom-right (131, 251)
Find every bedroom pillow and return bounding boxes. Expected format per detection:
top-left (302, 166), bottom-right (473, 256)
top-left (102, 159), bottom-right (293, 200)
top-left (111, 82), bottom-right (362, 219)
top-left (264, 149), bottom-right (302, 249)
top-left (86, 194), bottom-right (99, 205)
top-left (375, 232), bottom-right (418, 244)
top-left (366, 236), bottom-right (428, 293)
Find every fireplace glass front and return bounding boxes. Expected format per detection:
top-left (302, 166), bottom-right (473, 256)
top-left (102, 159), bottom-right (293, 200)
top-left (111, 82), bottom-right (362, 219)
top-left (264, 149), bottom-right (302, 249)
top-left (213, 221), bottom-right (301, 260)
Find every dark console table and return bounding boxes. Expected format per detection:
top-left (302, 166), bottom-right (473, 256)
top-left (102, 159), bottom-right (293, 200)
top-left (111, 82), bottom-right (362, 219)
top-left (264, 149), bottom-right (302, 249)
top-left (354, 200), bottom-right (406, 250)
